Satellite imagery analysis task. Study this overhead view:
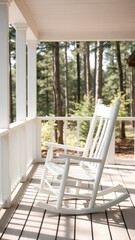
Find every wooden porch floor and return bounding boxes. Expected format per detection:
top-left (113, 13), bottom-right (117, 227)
top-left (0, 163), bottom-right (135, 240)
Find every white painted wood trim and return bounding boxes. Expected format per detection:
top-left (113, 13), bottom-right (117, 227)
top-left (2, 134), bottom-right (11, 208)
top-left (20, 126), bottom-right (27, 182)
top-left (15, 23), bottom-right (27, 121)
top-left (14, 0), bottom-right (39, 40)
top-left (0, 3), bottom-right (9, 128)
top-left (36, 118), bottom-right (41, 162)
top-left (38, 116), bottom-right (135, 121)
top-left (64, 120), bottom-right (67, 154)
top-left (51, 120), bottom-right (53, 142)
top-left (39, 31), bottom-right (135, 42)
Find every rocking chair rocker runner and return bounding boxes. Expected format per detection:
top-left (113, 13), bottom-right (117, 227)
top-left (35, 99), bottom-right (129, 215)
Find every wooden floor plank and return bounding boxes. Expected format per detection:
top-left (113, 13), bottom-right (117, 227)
top-left (56, 198), bottom-right (75, 240)
top-left (91, 194), bottom-right (112, 240)
top-left (102, 167), bottom-right (130, 240)
top-left (117, 167), bottom-right (135, 240)
top-left (1, 190), bottom-right (35, 240)
top-left (56, 215), bottom-right (75, 240)
top-left (36, 165), bottom-right (60, 240)
top-left (19, 165), bottom-right (47, 240)
top-left (0, 165), bottom-right (38, 240)
top-left (0, 164), bottom-right (135, 240)
top-left (19, 204), bottom-right (45, 240)
top-left (88, 173), bottom-right (111, 240)
top-left (37, 212), bottom-right (59, 240)
top-left (106, 166), bottom-right (134, 240)
top-left (76, 214), bottom-right (92, 240)
top-left (0, 165), bottom-right (38, 239)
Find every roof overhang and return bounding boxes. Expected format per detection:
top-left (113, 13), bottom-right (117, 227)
top-left (9, 0), bottom-right (135, 42)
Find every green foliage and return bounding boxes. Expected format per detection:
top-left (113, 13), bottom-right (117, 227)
top-left (9, 36), bottom-right (135, 127)
top-left (102, 41), bottom-right (135, 107)
top-left (36, 40), bottom-right (135, 119)
top-left (72, 93), bottom-right (94, 116)
top-left (72, 93), bottom-right (95, 142)
top-left (9, 25), bottom-right (16, 122)
top-left (110, 92), bottom-right (131, 138)
top-left (110, 92), bottom-right (130, 117)
top-left (11, 68), bottom-right (16, 121)
top-left (41, 121), bottom-right (51, 147)
top-left (37, 43), bottom-right (54, 116)
top-left (41, 120), bottom-right (57, 148)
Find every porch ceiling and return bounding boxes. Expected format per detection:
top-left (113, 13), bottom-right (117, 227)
top-left (9, 0), bottom-right (135, 42)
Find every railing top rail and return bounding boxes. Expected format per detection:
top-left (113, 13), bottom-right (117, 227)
top-left (0, 129), bottom-right (9, 137)
top-left (38, 116), bottom-right (135, 121)
top-left (38, 116), bottom-right (93, 121)
top-left (0, 116), bottom-right (135, 138)
top-left (117, 117), bottom-right (135, 121)
top-left (0, 117), bottom-right (36, 137)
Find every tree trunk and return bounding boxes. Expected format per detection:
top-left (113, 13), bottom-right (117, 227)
top-left (83, 54), bottom-right (87, 95)
top-left (85, 42), bottom-right (91, 98)
top-left (64, 42), bottom-right (69, 116)
top-left (115, 41), bottom-right (126, 139)
top-left (131, 68), bottom-right (135, 127)
top-left (46, 66), bottom-right (49, 115)
top-left (123, 54), bottom-right (127, 97)
top-left (52, 55), bottom-right (57, 142)
top-left (95, 41), bottom-right (103, 103)
top-left (93, 42), bottom-right (97, 98)
top-left (116, 42), bottom-right (124, 93)
top-left (54, 42), bottom-right (63, 144)
top-left (76, 42), bottom-right (81, 103)
top-left (9, 59), bottom-right (13, 123)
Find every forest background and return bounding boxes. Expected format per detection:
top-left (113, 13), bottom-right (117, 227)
top-left (9, 25), bottom-right (135, 152)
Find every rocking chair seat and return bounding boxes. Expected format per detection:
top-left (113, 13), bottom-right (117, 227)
top-left (46, 161), bottom-right (94, 181)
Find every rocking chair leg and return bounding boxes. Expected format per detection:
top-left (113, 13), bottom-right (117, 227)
top-left (40, 166), bottom-right (48, 189)
top-left (40, 146), bottom-right (53, 189)
top-left (75, 180), bottom-right (81, 195)
top-left (57, 159), bottom-right (70, 209)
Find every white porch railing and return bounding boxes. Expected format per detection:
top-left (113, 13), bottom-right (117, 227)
top-left (0, 118), bottom-right (36, 209)
top-left (38, 116), bottom-right (135, 165)
top-left (0, 116), bottom-right (135, 210)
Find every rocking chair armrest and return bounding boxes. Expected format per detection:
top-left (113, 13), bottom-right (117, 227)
top-left (43, 142), bottom-right (84, 152)
top-left (56, 153), bottom-right (102, 163)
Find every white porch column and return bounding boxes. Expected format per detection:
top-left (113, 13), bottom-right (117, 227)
top-left (0, 0), bottom-right (11, 208)
top-left (27, 41), bottom-right (38, 163)
top-left (0, 0), bottom-right (10, 128)
top-left (15, 23), bottom-right (27, 121)
top-left (27, 41), bottom-right (37, 117)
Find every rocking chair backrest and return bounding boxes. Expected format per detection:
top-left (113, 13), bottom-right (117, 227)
top-left (82, 99), bottom-right (120, 169)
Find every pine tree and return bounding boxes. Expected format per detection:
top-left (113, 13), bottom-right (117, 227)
top-left (85, 42), bottom-right (91, 98)
top-left (116, 41), bottom-right (126, 139)
top-left (54, 42), bottom-right (63, 144)
top-left (64, 42), bottom-right (69, 116)
top-left (95, 41), bottom-right (103, 103)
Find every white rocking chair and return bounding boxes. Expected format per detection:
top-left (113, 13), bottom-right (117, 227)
top-left (35, 99), bottom-right (129, 215)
